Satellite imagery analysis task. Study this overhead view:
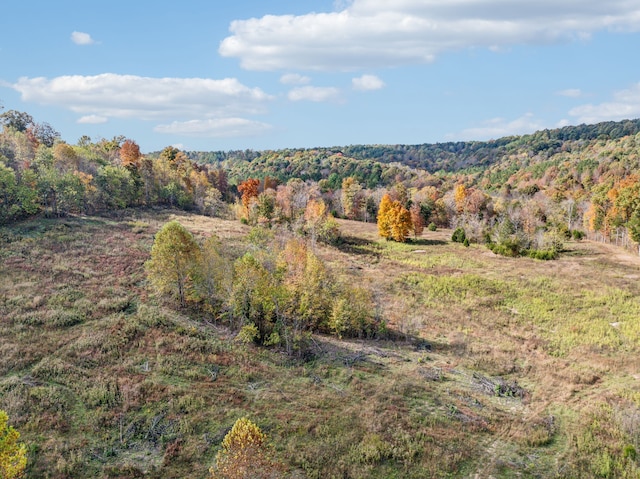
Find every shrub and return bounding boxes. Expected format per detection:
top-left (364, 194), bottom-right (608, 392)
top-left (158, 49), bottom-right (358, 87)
top-left (329, 286), bottom-right (380, 338)
top-left (572, 230), bottom-right (585, 240)
top-left (451, 227), bottom-right (466, 243)
top-left (528, 249), bottom-right (558, 260)
top-left (209, 418), bottom-right (283, 479)
top-left (428, 222), bottom-right (437, 231)
top-left (0, 410), bottom-right (27, 479)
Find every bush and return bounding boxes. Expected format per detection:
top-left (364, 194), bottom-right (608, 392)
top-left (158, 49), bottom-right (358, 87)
top-left (487, 239), bottom-right (521, 257)
top-left (528, 249), bottom-right (558, 260)
top-left (451, 227), bottom-right (466, 243)
top-left (571, 230), bottom-right (585, 241)
top-left (329, 286), bottom-right (380, 338)
top-left (427, 222), bottom-right (437, 231)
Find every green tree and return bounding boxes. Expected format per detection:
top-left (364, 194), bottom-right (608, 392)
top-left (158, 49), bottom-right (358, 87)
top-left (0, 410), bottom-right (27, 479)
top-left (146, 221), bottom-right (201, 306)
top-left (194, 235), bottom-right (232, 311)
top-left (230, 253), bottom-right (282, 340)
top-left (0, 110), bottom-right (33, 132)
top-left (0, 162), bottom-right (20, 223)
top-left (96, 164), bottom-right (138, 209)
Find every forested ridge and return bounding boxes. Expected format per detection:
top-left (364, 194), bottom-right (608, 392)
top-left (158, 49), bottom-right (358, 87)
top-left (182, 118), bottom-right (640, 182)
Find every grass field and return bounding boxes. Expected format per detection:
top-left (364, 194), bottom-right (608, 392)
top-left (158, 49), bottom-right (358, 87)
top-left (1, 210), bottom-right (639, 478)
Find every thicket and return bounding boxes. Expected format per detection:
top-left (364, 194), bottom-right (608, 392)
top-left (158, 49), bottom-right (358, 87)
top-left (146, 221), bottom-right (384, 356)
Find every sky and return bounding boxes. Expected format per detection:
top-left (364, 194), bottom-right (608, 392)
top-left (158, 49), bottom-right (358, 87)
top-left (2, 1), bottom-right (640, 154)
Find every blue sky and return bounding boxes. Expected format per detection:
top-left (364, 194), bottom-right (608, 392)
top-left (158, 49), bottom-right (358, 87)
top-left (2, 0), bottom-right (640, 153)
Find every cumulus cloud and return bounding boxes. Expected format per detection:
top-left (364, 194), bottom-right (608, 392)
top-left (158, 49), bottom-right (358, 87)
top-left (280, 73), bottom-right (311, 85)
top-left (220, 0), bottom-right (640, 71)
top-left (71, 31), bottom-right (95, 45)
top-left (154, 118), bottom-right (272, 138)
top-left (557, 88), bottom-right (583, 98)
top-left (453, 113), bottom-right (545, 140)
top-left (77, 115), bottom-right (108, 124)
top-left (569, 82), bottom-right (640, 123)
top-left (352, 74), bottom-right (385, 91)
top-left (11, 74), bottom-right (272, 120)
top-left (288, 86), bottom-right (341, 102)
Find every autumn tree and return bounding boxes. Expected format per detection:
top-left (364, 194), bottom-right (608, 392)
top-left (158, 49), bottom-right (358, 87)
top-left (378, 193), bottom-right (412, 242)
top-left (146, 221), bottom-right (201, 306)
top-left (119, 139), bottom-right (142, 168)
top-left (454, 184), bottom-right (467, 214)
top-left (390, 201), bottom-right (412, 242)
top-left (304, 198), bottom-right (339, 244)
top-left (209, 417), bottom-right (283, 479)
top-left (341, 177), bottom-right (363, 220)
top-left (53, 143), bottom-right (79, 171)
top-left (238, 178), bottom-right (260, 220)
top-left (0, 410), bottom-right (27, 479)
top-left (409, 203), bottom-right (424, 238)
top-left (210, 168), bottom-right (229, 201)
top-left (377, 194), bottom-right (394, 239)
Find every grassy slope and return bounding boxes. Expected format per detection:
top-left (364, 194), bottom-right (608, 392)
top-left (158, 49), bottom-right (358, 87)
top-left (1, 211), bottom-right (640, 478)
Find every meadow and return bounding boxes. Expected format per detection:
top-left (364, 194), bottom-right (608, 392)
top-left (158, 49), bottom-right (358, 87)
top-left (1, 210), bottom-right (639, 478)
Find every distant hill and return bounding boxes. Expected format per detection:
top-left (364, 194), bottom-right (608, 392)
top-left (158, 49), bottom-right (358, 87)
top-left (178, 118), bottom-right (640, 187)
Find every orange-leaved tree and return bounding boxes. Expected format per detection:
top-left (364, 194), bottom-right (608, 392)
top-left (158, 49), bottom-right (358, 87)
top-left (237, 178), bottom-right (260, 219)
top-left (119, 139), bottom-right (142, 168)
top-left (410, 203), bottom-right (424, 238)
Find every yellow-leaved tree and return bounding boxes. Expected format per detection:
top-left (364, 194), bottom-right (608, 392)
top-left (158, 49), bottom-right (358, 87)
top-left (377, 193), bottom-right (394, 239)
top-left (390, 201), bottom-right (412, 242)
top-left (0, 410), bottom-right (27, 479)
top-left (209, 417), bottom-right (284, 479)
top-left (378, 193), bottom-right (412, 242)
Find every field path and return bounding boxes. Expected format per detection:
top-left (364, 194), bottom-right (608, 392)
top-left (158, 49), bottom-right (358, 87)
top-left (586, 240), bottom-right (640, 269)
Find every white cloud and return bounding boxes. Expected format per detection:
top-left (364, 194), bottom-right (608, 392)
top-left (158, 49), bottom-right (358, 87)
top-left (280, 73), bottom-right (311, 85)
top-left (220, 1), bottom-right (640, 71)
top-left (71, 31), bottom-right (95, 45)
top-left (154, 118), bottom-right (272, 138)
top-left (453, 113), bottom-right (545, 140)
top-left (569, 82), bottom-right (640, 123)
top-left (11, 74), bottom-right (273, 120)
top-left (77, 115), bottom-right (108, 124)
top-left (557, 88), bottom-right (583, 98)
top-left (352, 74), bottom-right (385, 91)
top-left (288, 86), bottom-right (341, 102)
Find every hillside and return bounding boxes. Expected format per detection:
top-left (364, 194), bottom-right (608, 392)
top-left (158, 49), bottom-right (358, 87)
top-left (2, 211), bottom-right (640, 478)
top-left (183, 118), bottom-right (640, 186)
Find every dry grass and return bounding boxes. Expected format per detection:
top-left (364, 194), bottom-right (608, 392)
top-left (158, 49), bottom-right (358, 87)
top-left (1, 212), bottom-right (639, 478)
